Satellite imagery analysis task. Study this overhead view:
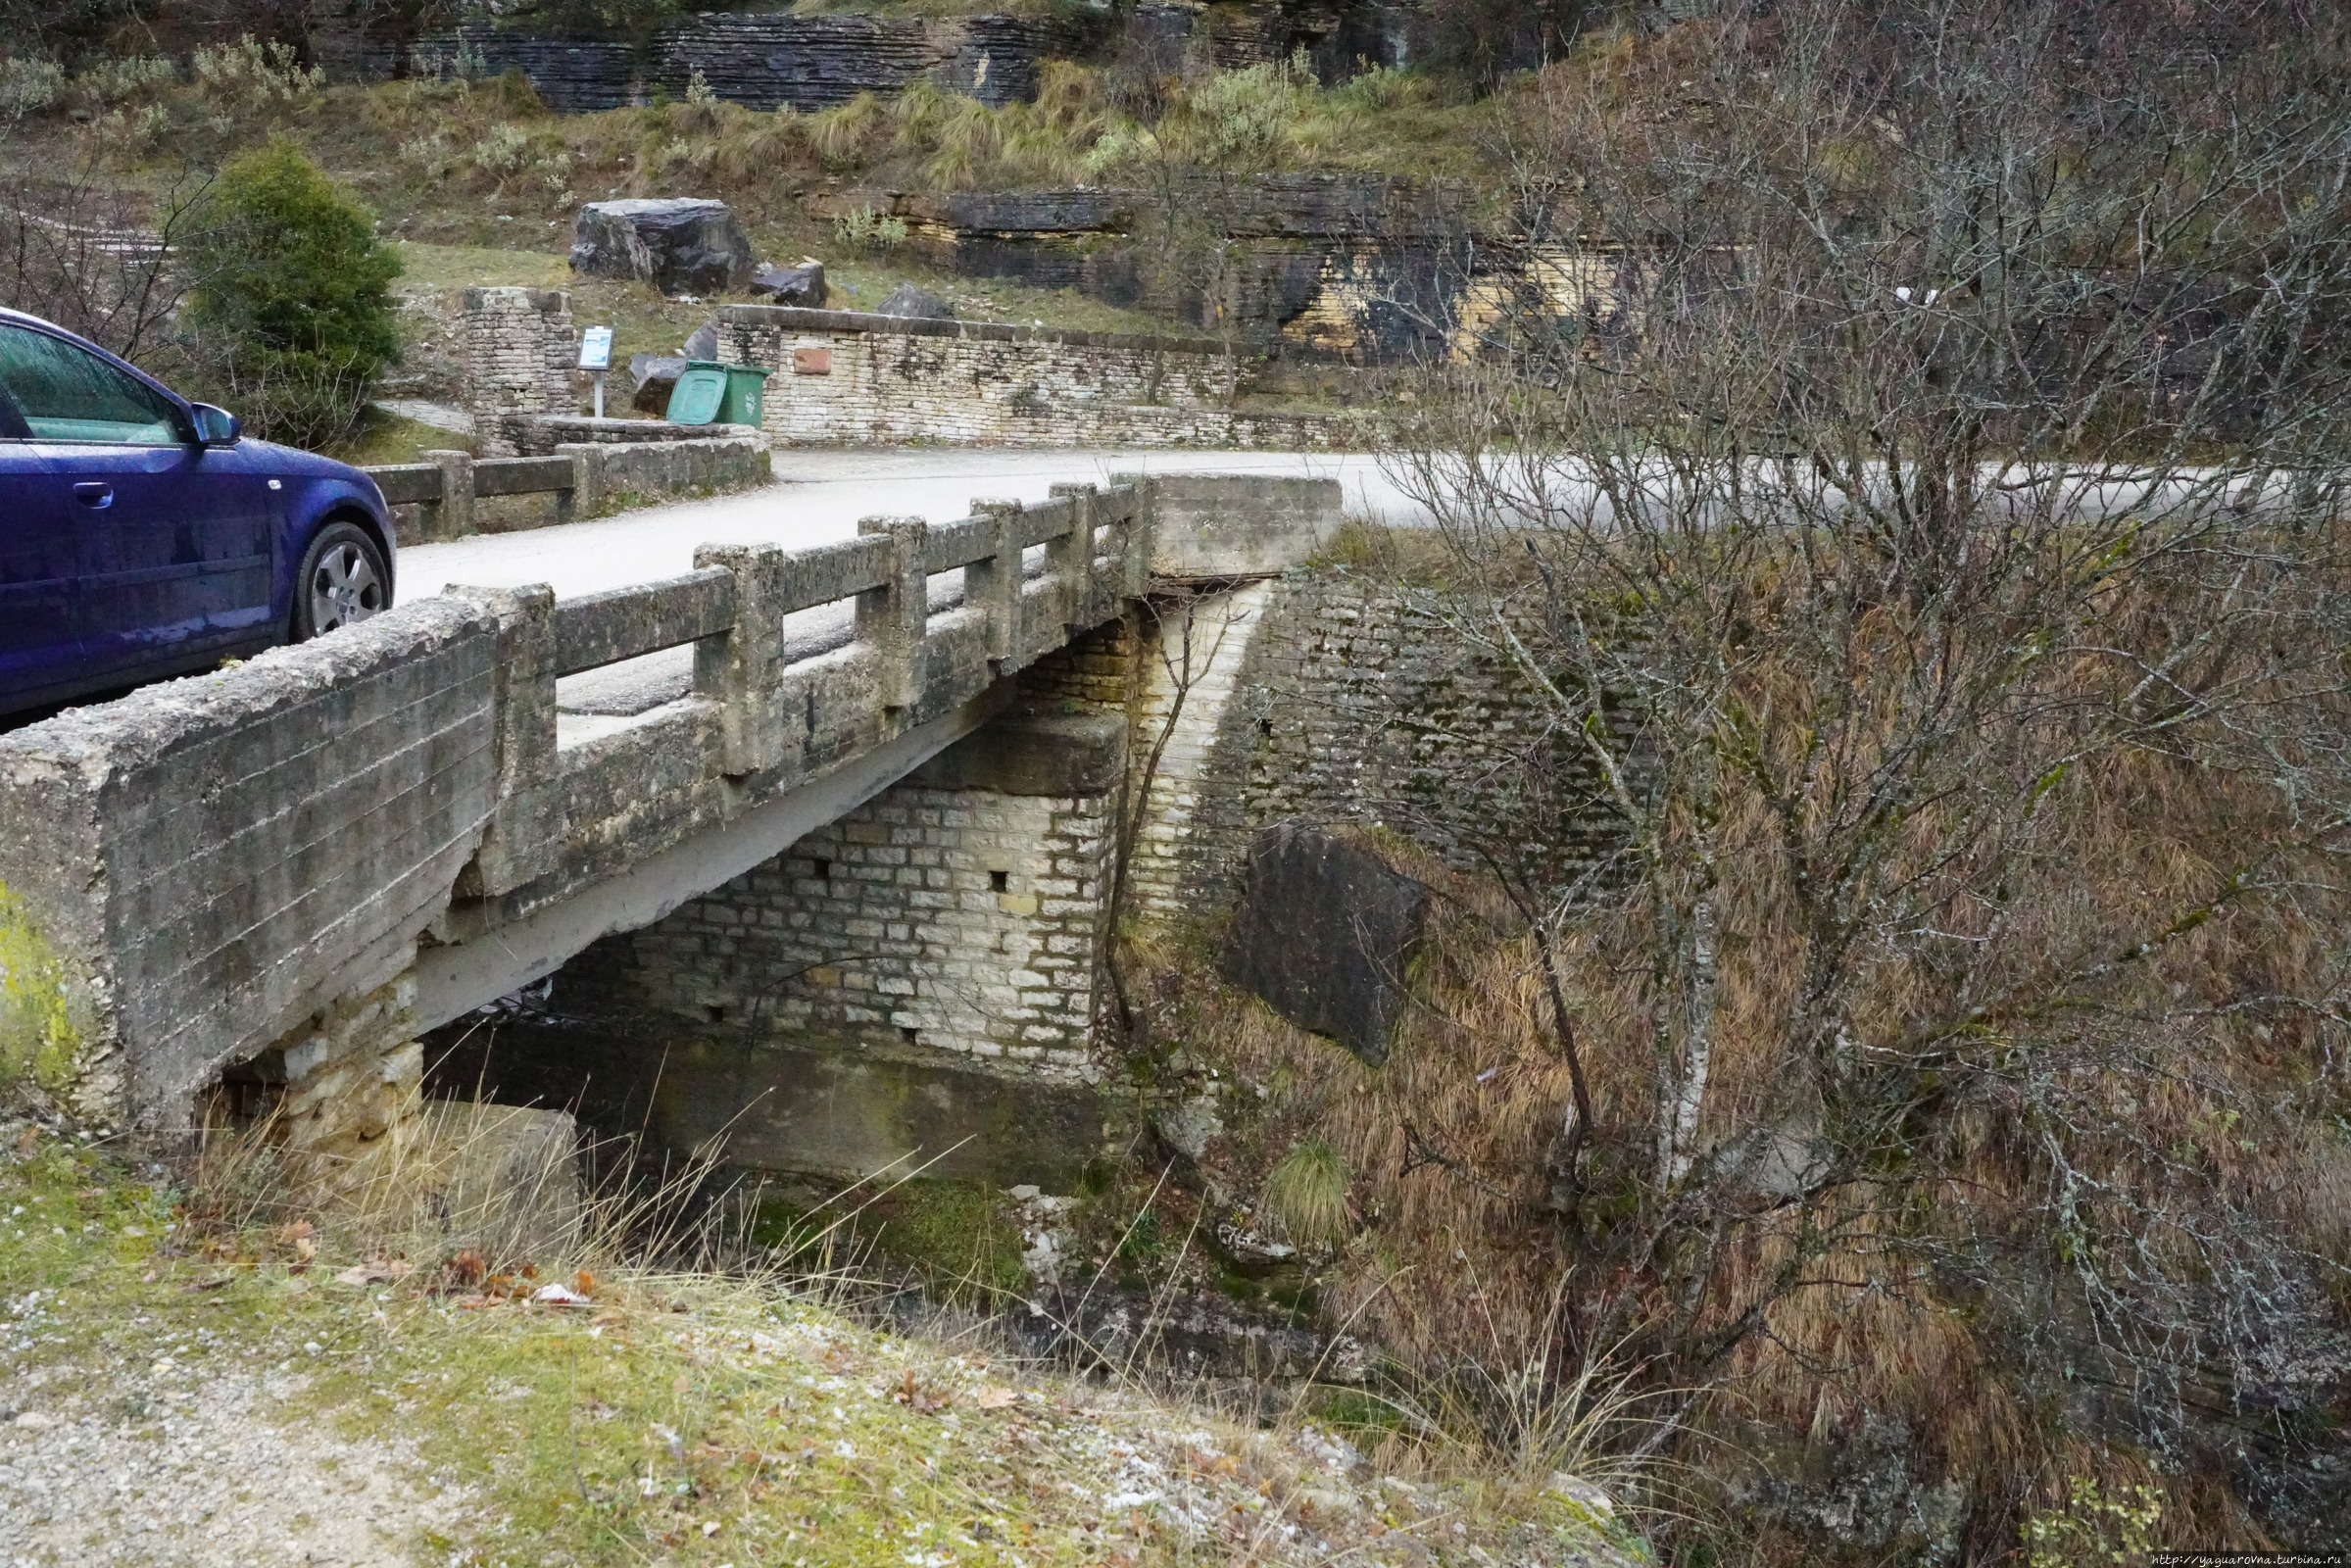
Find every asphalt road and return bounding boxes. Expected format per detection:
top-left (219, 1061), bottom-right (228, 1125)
top-left (400, 447), bottom-right (1422, 602)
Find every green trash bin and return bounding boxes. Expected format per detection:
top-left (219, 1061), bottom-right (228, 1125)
top-left (664, 363), bottom-right (728, 426)
top-left (715, 362), bottom-right (770, 428)
top-left (666, 360), bottom-right (770, 428)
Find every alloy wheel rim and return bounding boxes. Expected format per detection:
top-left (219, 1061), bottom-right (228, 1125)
top-left (310, 543), bottom-right (383, 633)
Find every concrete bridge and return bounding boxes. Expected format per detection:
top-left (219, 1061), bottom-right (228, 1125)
top-left (0, 471), bottom-right (1340, 1180)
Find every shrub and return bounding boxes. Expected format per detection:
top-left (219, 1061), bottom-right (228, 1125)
top-left (180, 139), bottom-right (402, 450)
top-left (1262, 1138), bottom-right (1350, 1250)
top-left (189, 35), bottom-right (322, 108)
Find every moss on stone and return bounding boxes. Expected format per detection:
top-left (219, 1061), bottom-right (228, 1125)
top-left (0, 882), bottom-right (81, 1098)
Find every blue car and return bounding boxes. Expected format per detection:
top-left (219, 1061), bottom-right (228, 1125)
top-left (0, 307), bottom-right (396, 719)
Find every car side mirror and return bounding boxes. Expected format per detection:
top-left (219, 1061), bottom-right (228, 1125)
top-left (189, 403), bottom-right (241, 448)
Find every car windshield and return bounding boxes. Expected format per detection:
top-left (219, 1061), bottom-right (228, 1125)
top-left (0, 322), bottom-right (184, 445)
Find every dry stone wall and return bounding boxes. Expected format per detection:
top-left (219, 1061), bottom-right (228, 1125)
top-left (336, 12), bottom-right (1102, 110)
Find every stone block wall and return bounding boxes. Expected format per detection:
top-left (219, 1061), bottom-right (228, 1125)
top-left (720, 305), bottom-right (1354, 448)
top-left (555, 706), bottom-right (1124, 1086)
top-left (1121, 572), bottom-right (1631, 924)
top-left (354, 12), bottom-right (1104, 111)
top-left (464, 287), bottom-right (574, 456)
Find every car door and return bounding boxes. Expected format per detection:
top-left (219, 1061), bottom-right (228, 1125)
top-left (0, 322), bottom-right (278, 687)
top-left (0, 380), bottom-right (83, 712)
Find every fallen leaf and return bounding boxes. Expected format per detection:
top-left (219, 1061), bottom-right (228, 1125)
top-left (973, 1387), bottom-right (1019, 1410)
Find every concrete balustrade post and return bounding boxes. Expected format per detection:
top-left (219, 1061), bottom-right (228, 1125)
top-left (1116, 476), bottom-right (1155, 599)
top-left (554, 443), bottom-right (606, 520)
top-left (857, 516), bottom-right (928, 712)
top-left (445, 583), bottom-right (560, 898)
top-left (419, 450), bottom-right (476, 542)
top-left (695, 541), bottom-right (792, 776)
top-left (1047, 482), bottom-right (1097, 636)
top-left (967, 499), bottom-right (1023, 669)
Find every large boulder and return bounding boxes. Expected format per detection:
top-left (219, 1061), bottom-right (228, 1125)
top-left (570, 198), bottom-right (756, 296)
top-left (752, 261), bottom-right (827, 308)
top-left (875, 281), bottom-right (956, 319)
top-left (1220, 822), bottom-right (1429, 1066)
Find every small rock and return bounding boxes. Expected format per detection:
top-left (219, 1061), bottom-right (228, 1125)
top-left (1006, 1184), bottom-right (1041, 1201)
top-left (751, 260), bottom-right (827, 307)
top-left (629, 354), bottom-right (688, 416)
top-left (873, 281), bottom-right (955, 320)
top-left (13, 1410), bottom-right (53, 1430)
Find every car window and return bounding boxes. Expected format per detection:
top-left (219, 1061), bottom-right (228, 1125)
top-left (0, 322), bottom-right (185, 446)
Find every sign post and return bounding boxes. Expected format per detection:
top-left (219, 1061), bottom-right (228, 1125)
top-left (578, 325), bottom-right (614, 419)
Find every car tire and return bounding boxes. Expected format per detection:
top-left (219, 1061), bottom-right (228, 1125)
top-left (292, 520), bottom-right (390, 641)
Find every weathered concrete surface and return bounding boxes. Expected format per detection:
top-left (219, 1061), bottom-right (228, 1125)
top-left (1220, 823), bottom-right (1429, 1066)
top-left (1133, 471), bottom-right (1345, 577)
top-left (906, 709), bottom-right (1126, 797)
top-left (0, 598), bottom-right (499, 1126)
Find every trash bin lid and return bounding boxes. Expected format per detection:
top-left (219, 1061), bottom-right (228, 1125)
top-left (666, 367), bottom-right (727, 425)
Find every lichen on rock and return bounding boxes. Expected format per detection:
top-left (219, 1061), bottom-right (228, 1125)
top-left (0, 881), bottom-right (81, 1099)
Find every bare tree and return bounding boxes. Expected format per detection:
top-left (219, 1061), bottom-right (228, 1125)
top-left (1380, 0), bottom-right (2351, 1544)
top-left (0, 134), bottom-right (213, 363)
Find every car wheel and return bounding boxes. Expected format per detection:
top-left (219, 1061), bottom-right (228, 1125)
top-left (293, 520), bottom-right (390, 640)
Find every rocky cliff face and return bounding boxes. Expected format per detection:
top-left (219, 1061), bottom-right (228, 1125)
top-left (313, 1), bottom-right (1436, 108)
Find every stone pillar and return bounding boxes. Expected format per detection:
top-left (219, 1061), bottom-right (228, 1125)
top-left (967, 499), bottom-right (1023, 673)
top-left (1047, 482), bottom-right (1096, 637)
top-left (463, 286), bottom-right (573, 457)
top-left (418, 449), bottom-right (475, 541)
top-left (856, 515), bottom-right (927, 713)
top-left (444, 584), bottom-right (560, 899)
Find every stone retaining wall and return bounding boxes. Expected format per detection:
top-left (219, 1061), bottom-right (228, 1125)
top-left (1122, 571), bottom-right (1632, 924)
top-left (720, 305), bottom-right (1356, 449)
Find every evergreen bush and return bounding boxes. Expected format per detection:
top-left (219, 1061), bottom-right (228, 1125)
top-left (181, 138), bottom-right (401, 450)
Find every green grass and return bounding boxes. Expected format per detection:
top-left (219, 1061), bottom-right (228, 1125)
top-left (0, 1120), bottom-right (1650, 1566)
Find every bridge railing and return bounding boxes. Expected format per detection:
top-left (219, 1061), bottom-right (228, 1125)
top-left (441, 481), bottom-right (1150, 915)
top-left (367, 438), bottom-right (770, 543)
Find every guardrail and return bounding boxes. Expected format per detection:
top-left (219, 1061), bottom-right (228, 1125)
top-left (366, 437), bottom-right (769, 544)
